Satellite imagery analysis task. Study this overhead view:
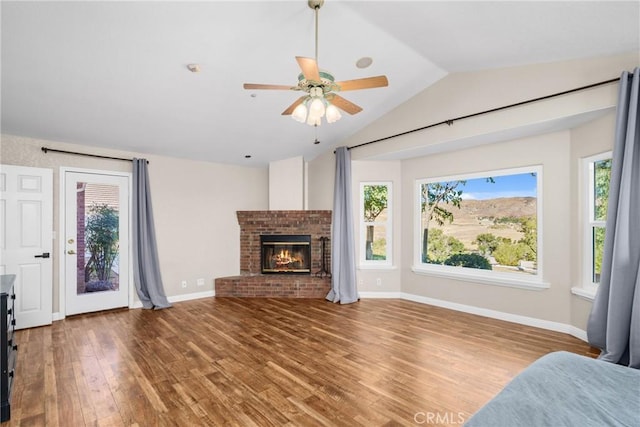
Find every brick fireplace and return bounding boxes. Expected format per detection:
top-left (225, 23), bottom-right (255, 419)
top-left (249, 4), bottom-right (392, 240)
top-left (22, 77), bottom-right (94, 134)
top-left (215, 210), bottom-right (332, 298)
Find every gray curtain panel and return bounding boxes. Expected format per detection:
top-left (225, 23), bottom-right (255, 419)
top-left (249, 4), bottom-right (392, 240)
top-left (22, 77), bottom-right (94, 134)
top-left (132, 159), bottom-right (172, 310)
top-left (326, 147), bottom-right (359, 304)
top-left (587, 68), bottom-right (640, 368)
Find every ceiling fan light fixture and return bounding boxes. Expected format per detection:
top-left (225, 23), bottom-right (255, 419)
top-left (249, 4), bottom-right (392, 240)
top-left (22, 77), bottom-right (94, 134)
top-left (243, 0), bottom-right (388, 126)
top-left (309, 96), bottom-right (326, 118)
top-left (291, 103), bottom-right (308, 123)
top-left (306, 112), bottom-right (321, 127)
top-left (325, 103), bottom-right (341, 123)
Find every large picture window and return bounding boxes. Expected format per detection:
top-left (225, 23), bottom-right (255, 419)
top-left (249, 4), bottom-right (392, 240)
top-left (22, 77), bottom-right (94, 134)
top-left (584, 152), bottom-right (611, 288)
top-left (360, 182), bottom-right (392, 267)
top-left (414, 166), bottom-right (542, 285)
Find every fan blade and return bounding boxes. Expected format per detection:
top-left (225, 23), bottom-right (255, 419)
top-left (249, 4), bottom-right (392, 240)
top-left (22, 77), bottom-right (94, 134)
top-left (296, 56), bottom-right (321, 82)
top-left (330, 94), bottom-right (363, 115)
top-left (281, 96), bottom-right (307, 115)
top-left (335, 76), bottom-right (389, 91)
top-left (243, 83), bottom-right (295, 90)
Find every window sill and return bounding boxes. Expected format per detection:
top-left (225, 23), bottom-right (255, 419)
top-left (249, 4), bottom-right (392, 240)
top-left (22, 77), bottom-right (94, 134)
top-left (411, 265), bottom-right (549, 291)
top-left (571, 286), bottom-right (597, 301)
top-left (358, 264), bottom-right (397, 271)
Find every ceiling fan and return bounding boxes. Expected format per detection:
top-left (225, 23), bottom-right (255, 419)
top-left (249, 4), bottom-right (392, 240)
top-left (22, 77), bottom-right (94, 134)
top-left (243, 0), bottom-right (388, 126)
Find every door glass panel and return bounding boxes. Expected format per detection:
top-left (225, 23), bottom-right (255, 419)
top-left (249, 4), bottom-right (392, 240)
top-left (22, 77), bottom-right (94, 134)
top-left (76, 182), bottom-right (120, 295)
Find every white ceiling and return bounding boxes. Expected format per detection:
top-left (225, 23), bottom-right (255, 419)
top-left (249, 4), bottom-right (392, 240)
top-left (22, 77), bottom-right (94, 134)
top-left (2, 1), bottom-right (639, 167)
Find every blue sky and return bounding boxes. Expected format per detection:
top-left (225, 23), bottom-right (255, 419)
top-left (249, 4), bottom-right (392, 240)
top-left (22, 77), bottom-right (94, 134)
top-left (455, 172), bottom-right (537, 200)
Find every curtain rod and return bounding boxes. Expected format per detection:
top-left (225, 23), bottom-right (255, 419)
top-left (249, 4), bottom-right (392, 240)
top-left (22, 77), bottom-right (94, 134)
top-left (41, 147), bottom-right (148, 163)
top-left (347, 75), bottom-right (625, 151)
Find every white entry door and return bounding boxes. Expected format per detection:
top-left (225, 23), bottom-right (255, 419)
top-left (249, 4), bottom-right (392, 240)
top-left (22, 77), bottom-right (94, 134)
top-left (63, 170), bottom-right (130, 316)
top-left (0, 164), bottom-right (53, 329)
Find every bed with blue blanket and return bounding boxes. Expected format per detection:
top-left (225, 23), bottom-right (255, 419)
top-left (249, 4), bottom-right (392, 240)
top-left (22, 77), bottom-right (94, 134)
top-left (465, 351), bottom-right (640, 426)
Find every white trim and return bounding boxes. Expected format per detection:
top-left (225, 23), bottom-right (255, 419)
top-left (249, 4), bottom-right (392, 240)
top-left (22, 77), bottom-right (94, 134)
top-left (130, 290), bottom-right (215, 308)
top-left (571, 286), bottom-right (597, 301)
top-left (580, 151), bottom-right (612, 294)
top-left (401, 292), bottom-right (587, 342)
top-left (53, 290), bottom-right (590, 343)
top-left (358, 265), bottom-right (398, 271)
top-left (411, 265), bottom-right (549, 290)
top-left (359, 291), bottom-right (404, 299)
top-left (360, 291), bottom-right (587, 343)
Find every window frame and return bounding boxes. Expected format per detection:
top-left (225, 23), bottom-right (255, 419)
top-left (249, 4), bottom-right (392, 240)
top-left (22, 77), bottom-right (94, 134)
top-left (359, 181), bottom-right (393, 269)
top-left (412, 166), bottom-right (547, 290)
top-left (578, 151), bottom-right (612, 298)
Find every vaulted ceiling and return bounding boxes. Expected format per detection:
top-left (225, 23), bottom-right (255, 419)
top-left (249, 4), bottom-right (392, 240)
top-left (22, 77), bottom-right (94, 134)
top-left (2, 1), bottom-right (638, 166)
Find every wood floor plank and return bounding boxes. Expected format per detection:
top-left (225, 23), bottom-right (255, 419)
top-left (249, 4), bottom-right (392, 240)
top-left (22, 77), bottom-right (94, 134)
top-left (4, 298), bottom-right (596, 426)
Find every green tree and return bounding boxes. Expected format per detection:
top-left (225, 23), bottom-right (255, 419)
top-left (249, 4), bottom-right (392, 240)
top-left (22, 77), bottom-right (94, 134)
top-left (426, 229), bottom-right (465, 263)
top-left (474, 233), bottom-right (501, 256)
top-left (594, 159), bottom-right (611, 221)
top-left (518, 216), bottom-right (537, 261)
top-left (493, 241), bottom-right (528, 267)
top-left (363, 185), bottom-right (388, 260)
top-left (444, 253), bottom-right (492, 270)
top-left (85, 204), bottom-right (119, 283)
top-left (421, 181), bottom-right (465, 260)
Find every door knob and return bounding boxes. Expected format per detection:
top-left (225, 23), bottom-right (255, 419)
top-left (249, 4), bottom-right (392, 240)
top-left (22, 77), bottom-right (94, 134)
top-left (34, 252), bottom-right (50, 258)
top-left (67, 249), bottom-right (76, 254)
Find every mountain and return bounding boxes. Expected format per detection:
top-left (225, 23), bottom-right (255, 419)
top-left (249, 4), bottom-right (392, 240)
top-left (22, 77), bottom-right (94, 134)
top-left (429, 197), bottom-right (536, 248)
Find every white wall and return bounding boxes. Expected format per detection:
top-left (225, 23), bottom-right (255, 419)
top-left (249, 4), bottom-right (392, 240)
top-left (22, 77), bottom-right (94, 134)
top-left (351, 160), bottom-right (402, 293)
top-left (569, 112), bottom-right (617, 329)
top-left (0, 134), bottom-right (269, 314)
top-left (269, 156), bottom-right (304, 210)
top-left (306, 51), bottom-right (639, 331)
top-left (401, 131), bottom-right (572, 323)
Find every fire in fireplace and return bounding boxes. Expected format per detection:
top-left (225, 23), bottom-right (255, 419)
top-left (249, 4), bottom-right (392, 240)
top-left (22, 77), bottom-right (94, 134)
top-left (261, 235), bottom-right (311, 274)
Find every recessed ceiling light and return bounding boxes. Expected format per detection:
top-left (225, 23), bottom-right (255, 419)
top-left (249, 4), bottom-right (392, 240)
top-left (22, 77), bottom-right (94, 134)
top-left (187, 64), bottom-right (201, 73)
top-left (355, 57), bottom-right (373, 69)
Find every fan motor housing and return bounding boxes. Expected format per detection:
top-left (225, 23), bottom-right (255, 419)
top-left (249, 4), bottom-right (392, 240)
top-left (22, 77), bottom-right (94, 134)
top-left (297, 70), bottom-right (337, 94)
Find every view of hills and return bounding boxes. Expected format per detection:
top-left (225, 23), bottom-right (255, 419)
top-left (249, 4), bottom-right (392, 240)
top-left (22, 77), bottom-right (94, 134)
top-left (427, 197), bottom-right (537, 249)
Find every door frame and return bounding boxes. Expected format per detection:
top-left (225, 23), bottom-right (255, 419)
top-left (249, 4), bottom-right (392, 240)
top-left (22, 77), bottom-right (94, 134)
top-left (58, 167), bottom-right (134, 319)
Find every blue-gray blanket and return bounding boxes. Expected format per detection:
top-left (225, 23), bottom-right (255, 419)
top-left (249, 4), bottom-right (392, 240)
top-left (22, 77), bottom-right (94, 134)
top-left (465, 351), bottom-right (640, 427)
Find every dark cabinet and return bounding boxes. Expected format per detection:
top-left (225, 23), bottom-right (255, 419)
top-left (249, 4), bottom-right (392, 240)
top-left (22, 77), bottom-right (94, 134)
top-left (1, 274), bottom-right (17, 422)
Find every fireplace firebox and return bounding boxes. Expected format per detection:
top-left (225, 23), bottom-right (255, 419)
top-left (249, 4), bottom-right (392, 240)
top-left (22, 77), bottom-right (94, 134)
top-left (261, 235), bottom-right (311, 274)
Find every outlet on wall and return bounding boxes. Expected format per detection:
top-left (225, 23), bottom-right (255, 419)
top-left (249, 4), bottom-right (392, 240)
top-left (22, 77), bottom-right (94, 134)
top-left (376, 278), bottom-right (382, 286)
top-left (181, 280), bottom-right (187, 288)
top-left (197, 278), bottom-right (205, 286)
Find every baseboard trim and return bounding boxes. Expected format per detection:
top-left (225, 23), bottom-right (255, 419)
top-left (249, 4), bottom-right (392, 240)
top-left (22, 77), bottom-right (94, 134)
top-left (359, 291), bottom-right (404, 299)
top-left (360, 291), bottom-right (588, 343)
top-left (131, 290), bottom-right (215, 309)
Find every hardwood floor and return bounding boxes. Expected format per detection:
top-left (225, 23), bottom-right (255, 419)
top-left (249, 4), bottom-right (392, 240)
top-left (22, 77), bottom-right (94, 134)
top-left (4, 298), bottom-right (596, 426)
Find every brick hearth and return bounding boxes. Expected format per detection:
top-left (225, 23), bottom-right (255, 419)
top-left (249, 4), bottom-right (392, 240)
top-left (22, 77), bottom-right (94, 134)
top-left (215, 210), bottom-right (332, 298)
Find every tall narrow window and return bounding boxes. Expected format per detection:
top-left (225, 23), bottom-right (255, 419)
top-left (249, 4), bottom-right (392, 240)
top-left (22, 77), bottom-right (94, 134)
top-left (585, 152), bottom-right (612, 286)
top-left (360, 182), bottom-right (392, 266)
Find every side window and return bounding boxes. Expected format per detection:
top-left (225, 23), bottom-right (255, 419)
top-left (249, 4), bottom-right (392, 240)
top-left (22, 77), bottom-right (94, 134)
top-left (360, 182), bottom-right (392, 266)
top-left (585, 153), bottom-right (611, 286)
